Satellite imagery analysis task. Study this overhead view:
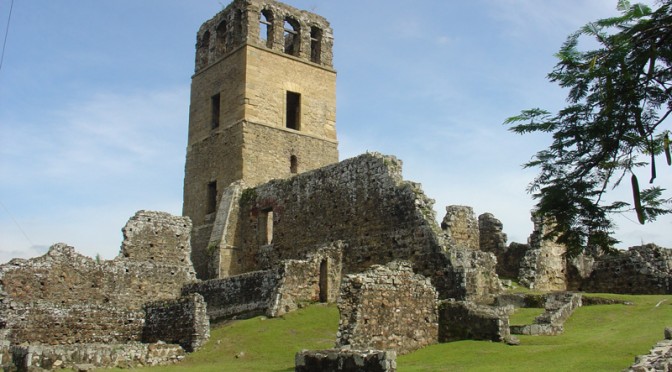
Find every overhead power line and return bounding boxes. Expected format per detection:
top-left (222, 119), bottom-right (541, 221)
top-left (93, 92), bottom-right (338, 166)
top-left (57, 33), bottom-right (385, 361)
top-left (0, 0), bottom-right (15, 73)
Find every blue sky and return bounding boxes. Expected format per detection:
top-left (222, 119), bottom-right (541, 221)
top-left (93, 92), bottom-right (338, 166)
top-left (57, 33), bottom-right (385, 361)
top-left (1, 0), bottom-right (669, 263)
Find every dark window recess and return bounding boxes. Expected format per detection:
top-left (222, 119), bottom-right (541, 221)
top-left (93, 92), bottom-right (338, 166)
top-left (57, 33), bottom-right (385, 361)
top-left (286, 91), bottom-right (301, 130)
top-left (290, 155), bottom-right (298, 174)
top-left (206, 181), bottom-right (217, 214)
top-left (283, 18), bottom-right (300, 56)
top-left (211, 93), bottom-right (221, 129)
top-left (260, 9), bottom-right (273, 48)
top-left (310, 27), bottom-right (322, 63)
top-left (216, 20), bottom-right (227, 55)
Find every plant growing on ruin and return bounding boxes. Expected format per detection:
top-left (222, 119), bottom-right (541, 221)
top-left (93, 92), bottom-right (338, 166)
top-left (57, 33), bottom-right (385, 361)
top-left (506, 0), bottom-right (672, 256)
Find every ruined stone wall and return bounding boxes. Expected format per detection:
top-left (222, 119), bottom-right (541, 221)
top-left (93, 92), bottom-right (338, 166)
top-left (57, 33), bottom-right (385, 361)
top-left (142, 293), bottom-right (210, 352)
top-left (3, 343), bottom-right (185, 371)
top-left (518, 215), bottom-right (567, 291)
top-left (441, 206), bottom-right (479, 250)
top-left (181, 270), bottom-right (278, 322)
top-left (336, 261), bottom-right (438, 355)
top-left (183, 242), bottom-right (343, 321)
top-left (478, 213), bottom-right (528, 280)
top-left (295, 349), bottom-right (397, 372)
top-left (581, 244), bottom-right (672, 294)
top-left (438, 300), bottom-right (513, 343)
top-left (269, 242), bottom-right (343, 317)
top-left (0, 211), bottom-right (197, 346)
top-left (478, 213), bottom-right (507, 253)
top-left (230, 152), bottom-right (501, 301)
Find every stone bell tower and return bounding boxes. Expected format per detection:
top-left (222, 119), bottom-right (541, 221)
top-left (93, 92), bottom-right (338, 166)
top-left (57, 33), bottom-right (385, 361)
top-left (182, 0), bottom-right (338, 278)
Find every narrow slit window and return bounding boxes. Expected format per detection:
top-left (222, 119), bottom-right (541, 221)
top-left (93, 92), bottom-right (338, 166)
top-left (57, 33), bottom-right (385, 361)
top-left (286, 91), bottom-right (301, 130)
top-left (259, 208), bottom-right (274, 245)
top-left (310, 26), bottom-right (322, 63)
top-left (211, 93), bottom-right (221, 129)
top-left (283, 18), bottom-right (300, 56)
top-left (259, 9), bottom-right (273, 48)
top-left (290, 155), bottom-right (298, 174)
top-left (206, 181), bottom-right (217, 214)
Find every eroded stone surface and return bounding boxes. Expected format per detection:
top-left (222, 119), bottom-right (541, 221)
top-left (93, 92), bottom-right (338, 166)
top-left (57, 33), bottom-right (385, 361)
top-left (336, 261), bottom-right (438, 355)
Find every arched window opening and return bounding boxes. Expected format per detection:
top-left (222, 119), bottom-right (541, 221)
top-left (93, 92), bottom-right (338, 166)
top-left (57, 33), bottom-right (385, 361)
top-left (259, 9), bottom-right (274, 48)
top-left (283, 18), bottom-right (300, 56)
top-left (310, 26), bottom-right (322, 63)
top-left (234, 10), bottom-right (243, 44)
top-left (197, 30), bottom-right (211, 68)
top-left (290, 155), bottom-right (298, 174)
top-left (215, 20), bottom-right (228, 55)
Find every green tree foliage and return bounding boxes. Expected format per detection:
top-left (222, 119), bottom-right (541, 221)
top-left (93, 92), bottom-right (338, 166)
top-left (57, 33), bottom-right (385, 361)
top-left (506, 0), bottom-right (672, 256)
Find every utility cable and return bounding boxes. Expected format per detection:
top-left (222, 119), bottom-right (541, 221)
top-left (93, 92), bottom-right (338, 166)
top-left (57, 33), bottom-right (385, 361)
top-left (0, 200), bottom-right (34, 248)
top-left (0, 0), bottom-right (15, 73)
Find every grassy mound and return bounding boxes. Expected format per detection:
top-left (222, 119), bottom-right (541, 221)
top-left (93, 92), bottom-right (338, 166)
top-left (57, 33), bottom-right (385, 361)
top-left (133, 294), bottom-right (671, 371)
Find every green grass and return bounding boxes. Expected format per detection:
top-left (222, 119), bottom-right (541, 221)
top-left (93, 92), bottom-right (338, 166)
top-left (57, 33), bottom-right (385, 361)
top-left (135, 294), bottom-right (672, 372)
top-left (508, 307), bottom-right (544, 326)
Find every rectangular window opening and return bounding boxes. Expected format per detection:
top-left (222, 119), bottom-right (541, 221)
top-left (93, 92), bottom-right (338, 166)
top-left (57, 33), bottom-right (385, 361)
top-left (206, 181), bottom-right (217, 214)
top-left (211, 93), bottom-right (221, 129)
top-left (286, 91), bottom-right (301, 130)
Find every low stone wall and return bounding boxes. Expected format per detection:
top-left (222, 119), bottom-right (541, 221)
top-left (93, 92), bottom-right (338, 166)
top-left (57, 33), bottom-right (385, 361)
top-left (182, 270), bottom-right (278, 322)
top-left (626, 328), bottom-right (672, 371)
top-left (581, 244), bottom-right (672, 294)
top-left (295, 349), bottom-right (397, 372)
top-left (336, 261), bottom-right (438, 355)
top-left (4, 302), bottom-right (145, 345)
top-left (510, 292), bottom-right (582, 336)
top-left (2, 342), bottom-right (185, 370)
top-left (183, 242), bottom-right (343, 321)
top-left (438, 300), bottom-right (513, 343)
top-left (143, 293), bottom-right (209, 352)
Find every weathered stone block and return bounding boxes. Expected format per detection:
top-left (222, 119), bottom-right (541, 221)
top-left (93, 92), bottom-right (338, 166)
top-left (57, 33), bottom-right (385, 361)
top-left (295, 349), bottom-right (396, 372)
top-left (337, 261), bottom-right (438, 355)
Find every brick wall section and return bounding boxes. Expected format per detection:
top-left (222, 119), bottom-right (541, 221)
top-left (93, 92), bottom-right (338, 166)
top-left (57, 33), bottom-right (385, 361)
top-left (441, 206), bottom-right (479, 250)
top-left (142, 293), bottom-right (210, 352)
top-left (336, 261), bottom-right (438, 355)
top-left (438, 300), bottom-right (513, 343)
top-left (233, 152), bottom-right (502, 301)
top-left (295, 349), bottom-right (397, 372)
top-left (0, 211), bottom-right (197, 346)
top-left (581, 244), bottom-right (672, 294)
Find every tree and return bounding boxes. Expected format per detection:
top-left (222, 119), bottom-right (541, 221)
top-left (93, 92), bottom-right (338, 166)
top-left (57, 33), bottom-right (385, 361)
top-left (506, 0), bottom-right (672, 256)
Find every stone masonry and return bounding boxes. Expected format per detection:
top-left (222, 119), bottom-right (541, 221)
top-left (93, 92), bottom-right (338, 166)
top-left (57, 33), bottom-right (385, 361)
top-left (0, 211), bottom-right (206, 369)
top-left (218, 152), bottom-right (502, 302)
top-left (517, 214), bottom-right (567, 291)
top-left (442, 206), bottom-right (480, 250)
top-left (580, 244), bottom-right (672, 294)
top-left (295, 349), bottom-right (397, 372)
top-left (183, 0), bottom-right (339, 278)
top-left (336, 261), bottom-right (438, 355)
